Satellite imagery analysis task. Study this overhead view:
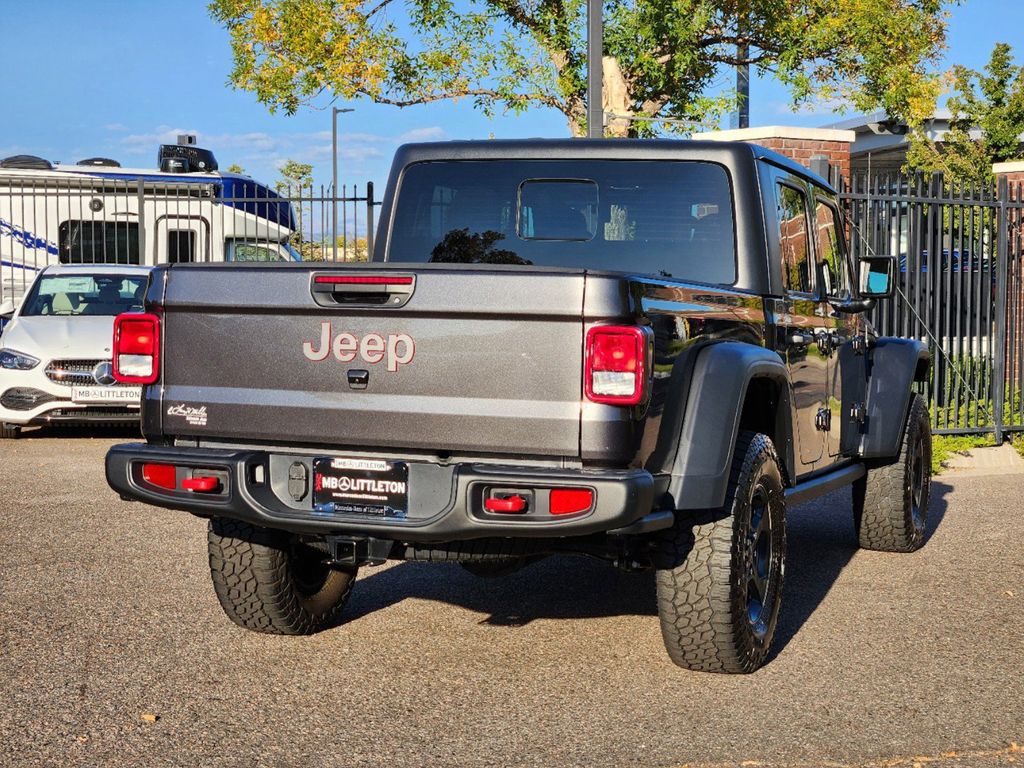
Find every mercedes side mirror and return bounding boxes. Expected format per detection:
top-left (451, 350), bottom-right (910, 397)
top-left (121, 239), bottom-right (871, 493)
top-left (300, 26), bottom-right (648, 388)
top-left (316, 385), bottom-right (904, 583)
top-left (0, 299), bottom-right (15, 318)
top-left (859, 255), bottom-right (896, 299)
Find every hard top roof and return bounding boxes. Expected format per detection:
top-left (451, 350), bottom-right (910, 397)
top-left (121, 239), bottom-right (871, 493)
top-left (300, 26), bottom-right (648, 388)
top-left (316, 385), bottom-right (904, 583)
top-left (390, 138), bottom-right (832, 190)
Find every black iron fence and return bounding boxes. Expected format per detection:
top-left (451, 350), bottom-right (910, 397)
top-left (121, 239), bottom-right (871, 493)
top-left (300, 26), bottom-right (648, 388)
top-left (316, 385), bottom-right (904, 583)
top-left (842, 173), bottom-right (1024, 438)
top-left (5, 168), bottom-right (1022, 439)
top-left (0, 175), bottom-right (379, 305)
top-left (275, 183), bottom-right (378, 261)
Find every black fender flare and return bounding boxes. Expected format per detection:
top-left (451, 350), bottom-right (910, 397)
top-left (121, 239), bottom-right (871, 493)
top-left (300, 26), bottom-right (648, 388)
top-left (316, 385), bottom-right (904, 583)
top-left (858, 337), bottom-right (930, 460)
top-left (665, 342), bottom-right (794, 510)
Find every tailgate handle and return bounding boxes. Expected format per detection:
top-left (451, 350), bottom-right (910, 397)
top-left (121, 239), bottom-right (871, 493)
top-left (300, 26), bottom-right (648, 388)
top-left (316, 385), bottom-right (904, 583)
top-left (311, 273), bottom-right (415, 308)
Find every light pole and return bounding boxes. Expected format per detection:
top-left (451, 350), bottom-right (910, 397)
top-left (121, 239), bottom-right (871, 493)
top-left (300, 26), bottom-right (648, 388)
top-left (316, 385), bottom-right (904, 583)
top-left (332, 106), bottom-right (354, 260)
top-left (586, 0), bottom-right (603, 138)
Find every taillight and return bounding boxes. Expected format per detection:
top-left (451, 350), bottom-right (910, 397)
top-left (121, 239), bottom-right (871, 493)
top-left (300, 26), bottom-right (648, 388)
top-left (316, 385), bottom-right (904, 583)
top-left (549, 488), bottom-right (594, 515)
top-left (584, 325), bottom-right (648, 406)
top-left (113, 313), bottom-right (160, 384)
top-left (142, 463), bottom-right (176, 490)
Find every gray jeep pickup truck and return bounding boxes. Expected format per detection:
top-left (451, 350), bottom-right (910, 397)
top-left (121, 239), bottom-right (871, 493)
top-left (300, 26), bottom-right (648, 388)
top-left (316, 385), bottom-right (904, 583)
top-left (106, 139), bottom-right (931, 673)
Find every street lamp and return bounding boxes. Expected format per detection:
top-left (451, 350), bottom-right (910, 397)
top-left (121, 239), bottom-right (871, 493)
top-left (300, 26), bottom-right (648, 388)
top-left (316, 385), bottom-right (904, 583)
top-left (586, 0), bottom-right (602, 138)
top-left (332, 106), bottom-right (354, 260)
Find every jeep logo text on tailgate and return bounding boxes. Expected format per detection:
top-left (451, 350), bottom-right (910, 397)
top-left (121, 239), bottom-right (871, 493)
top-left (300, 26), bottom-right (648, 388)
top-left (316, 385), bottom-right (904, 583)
top-left (303, 322), bottom-right (415, 372)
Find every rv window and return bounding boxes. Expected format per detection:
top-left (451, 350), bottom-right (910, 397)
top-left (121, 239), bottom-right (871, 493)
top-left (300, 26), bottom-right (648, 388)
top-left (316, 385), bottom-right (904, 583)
top-left (228, 241), bottom-right (286, 262)
top-left (58, 221), bottom-right (140, 265)
top-left (167, 230), bottom-right (196, 263)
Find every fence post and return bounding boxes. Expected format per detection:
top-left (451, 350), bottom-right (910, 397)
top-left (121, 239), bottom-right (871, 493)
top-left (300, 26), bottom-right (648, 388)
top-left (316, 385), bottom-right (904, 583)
top-left (994, 175), bottom-right (1010, 443)
top-left (366, 182), bottom-right (375, 258)
top-left (136, 177), bottom-right (146, 263)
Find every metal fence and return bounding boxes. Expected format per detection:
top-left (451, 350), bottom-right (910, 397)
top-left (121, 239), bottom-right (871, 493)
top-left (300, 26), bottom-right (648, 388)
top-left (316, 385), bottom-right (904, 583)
top-left (842, 173), bottom-right (1024, 439)
top-left (275, 183), bottom-right (378, 262)
top-left (6, 168), bottom-right (1023, 439)
top-left (0, 175), bottom-right (380, 305)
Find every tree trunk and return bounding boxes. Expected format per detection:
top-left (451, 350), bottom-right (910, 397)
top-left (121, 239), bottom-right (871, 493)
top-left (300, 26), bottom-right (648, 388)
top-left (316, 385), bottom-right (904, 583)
top-left (565, 55), bottom-right (634, 137)
top-left (603, 56), bottom-right (633, 138)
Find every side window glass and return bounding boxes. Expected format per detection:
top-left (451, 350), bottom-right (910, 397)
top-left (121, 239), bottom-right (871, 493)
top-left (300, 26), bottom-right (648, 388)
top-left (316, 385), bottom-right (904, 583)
top-left (814, 201), bottom-right (850, 299)
top-left (167, 230), bottom-right (195, 263)
top-left (775, 183), bottom-right (812, 294)
top-left (231, 243), bottom-right (281, 262)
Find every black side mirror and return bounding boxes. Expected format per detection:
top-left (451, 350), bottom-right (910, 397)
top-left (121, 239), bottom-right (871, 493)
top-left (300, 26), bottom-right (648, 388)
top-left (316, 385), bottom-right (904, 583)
top-left (859, 255), bottom-right (896, 299)
top-left (816, 261), bottom-right (874, 314)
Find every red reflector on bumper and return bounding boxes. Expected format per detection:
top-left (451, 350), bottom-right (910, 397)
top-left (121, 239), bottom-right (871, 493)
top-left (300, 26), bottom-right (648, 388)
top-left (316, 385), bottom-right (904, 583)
top-left (142, 463), bottom-right (176, 490)
top-left (549, 488), bottom-right (594, 515)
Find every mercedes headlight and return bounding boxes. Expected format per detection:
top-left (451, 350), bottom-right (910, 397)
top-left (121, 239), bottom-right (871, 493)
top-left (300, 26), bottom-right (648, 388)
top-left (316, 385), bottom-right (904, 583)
top-left (0, 349), bottom-right (40, 370)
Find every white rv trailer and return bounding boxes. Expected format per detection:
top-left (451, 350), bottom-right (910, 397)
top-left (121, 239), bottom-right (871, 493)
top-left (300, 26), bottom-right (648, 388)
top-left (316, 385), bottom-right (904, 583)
top-left (0, 140), bottom-right (299, 306)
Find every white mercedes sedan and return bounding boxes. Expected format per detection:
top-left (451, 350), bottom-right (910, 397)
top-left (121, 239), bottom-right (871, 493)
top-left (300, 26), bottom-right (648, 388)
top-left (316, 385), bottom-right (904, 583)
top-left (0, 264), bottom-right (152, 437)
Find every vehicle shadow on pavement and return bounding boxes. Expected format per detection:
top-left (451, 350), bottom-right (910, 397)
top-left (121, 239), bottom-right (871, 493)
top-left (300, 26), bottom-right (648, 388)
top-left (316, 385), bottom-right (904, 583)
top-left (770, 481), bottom-right (952, 658)
top-left (346, 555), bottom-right (658, 626)
top-left (345, 481), bottom-right (953, 650)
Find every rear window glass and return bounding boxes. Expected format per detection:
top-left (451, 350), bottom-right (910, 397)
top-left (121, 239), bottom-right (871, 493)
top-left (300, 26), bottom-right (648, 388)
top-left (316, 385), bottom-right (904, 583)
top-left (20, 274), bottom-right (147, 316)
top-left (388, 160), bottom-right (736, 282)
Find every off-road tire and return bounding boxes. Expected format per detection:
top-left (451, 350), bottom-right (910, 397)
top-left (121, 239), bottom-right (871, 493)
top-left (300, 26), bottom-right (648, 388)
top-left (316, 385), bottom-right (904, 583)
top-left (207, 517), bottom-right (356, 635)
top-left (655, 431), bottom-right (787, 674)
top-left (0, 423), bottom-right (20, 439)
top-left (852, 394), bottom-right (931, 552)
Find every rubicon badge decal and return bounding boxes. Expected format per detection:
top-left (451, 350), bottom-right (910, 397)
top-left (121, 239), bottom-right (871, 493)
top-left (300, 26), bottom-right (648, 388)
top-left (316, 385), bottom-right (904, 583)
top-left (303, 322), bottom-right (415, 372)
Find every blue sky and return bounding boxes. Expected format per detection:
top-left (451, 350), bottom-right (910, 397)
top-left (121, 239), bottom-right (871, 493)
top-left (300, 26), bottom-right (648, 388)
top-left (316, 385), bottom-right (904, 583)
top-left (0, 0), bottom-right (1018, 191)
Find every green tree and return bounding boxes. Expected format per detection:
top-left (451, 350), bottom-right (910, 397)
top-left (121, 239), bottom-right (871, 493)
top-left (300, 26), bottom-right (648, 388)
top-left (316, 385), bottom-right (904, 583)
top-left (209, 0), bottom-right (952, 137)
top-left (274, 159), bottom-right (314, 193)
top-left (907, 42), bottom-right (1024, 184)
top-left (226, 162), bottom-right (247, 173)
top-left (275, 159), bottom-right (316, 248)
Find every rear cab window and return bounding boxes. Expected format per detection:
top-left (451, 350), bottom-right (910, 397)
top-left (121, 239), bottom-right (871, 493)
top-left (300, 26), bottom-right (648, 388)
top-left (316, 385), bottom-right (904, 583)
top-left (387, 160), bottom-right (737, 284)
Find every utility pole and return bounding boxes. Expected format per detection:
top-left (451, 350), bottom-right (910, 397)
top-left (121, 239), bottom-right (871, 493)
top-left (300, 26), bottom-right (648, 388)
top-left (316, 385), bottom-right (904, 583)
top-left (735, 49), bottom-right (750, 129)
top-left (332, 106), bottom-right (354, 261)
top-left (587, 0), bottom-right (603, 138)
top-left (732, 11), bottom-right (749, 130)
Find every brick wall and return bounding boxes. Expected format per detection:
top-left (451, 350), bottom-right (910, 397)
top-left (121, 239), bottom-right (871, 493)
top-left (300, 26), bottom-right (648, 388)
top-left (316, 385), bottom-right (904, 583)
top-left (750, 138), bottom-right (851, 188)
top-left (993, 162), bottom-right (1024, 196)
top-left (691, 126), bottom-right (855, 190)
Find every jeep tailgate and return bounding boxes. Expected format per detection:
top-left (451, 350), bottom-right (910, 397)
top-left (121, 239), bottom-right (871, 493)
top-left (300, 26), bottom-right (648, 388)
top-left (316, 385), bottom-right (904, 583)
top-left (152, 264), bottom-right (587, 458)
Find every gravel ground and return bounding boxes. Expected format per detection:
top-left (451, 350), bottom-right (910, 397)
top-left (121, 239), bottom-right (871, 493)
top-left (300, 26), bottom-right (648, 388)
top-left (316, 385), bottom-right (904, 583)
top-left (0, 429), bottom-right (1021, 768)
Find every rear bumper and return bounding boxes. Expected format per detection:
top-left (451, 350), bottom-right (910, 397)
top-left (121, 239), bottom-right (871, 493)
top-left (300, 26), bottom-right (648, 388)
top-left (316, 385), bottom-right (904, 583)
top-left (105, 443), bottom-right (657, 542)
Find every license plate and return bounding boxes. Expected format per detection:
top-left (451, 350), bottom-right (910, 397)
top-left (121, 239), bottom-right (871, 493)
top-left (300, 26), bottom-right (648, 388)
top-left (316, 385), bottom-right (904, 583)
top-left (71, 386), bottom-right (142, 403)
top-left (312, 457), bottom-right (408, 518)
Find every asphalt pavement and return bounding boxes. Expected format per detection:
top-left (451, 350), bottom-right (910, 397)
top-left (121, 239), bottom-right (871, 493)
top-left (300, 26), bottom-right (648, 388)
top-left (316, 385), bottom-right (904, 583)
top-left (0, 429), bottom-right (1021, 768)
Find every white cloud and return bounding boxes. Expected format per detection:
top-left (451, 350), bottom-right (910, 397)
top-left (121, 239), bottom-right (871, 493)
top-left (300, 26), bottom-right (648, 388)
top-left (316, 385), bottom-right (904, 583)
top-left (104, 123), bottom-right (128, 132)
top-left (120, 125), bottom-right (198, 154)
top-left (120, 126), bottom-right (279, 156)
top-left (398, 126), bottom-right (446, 142)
